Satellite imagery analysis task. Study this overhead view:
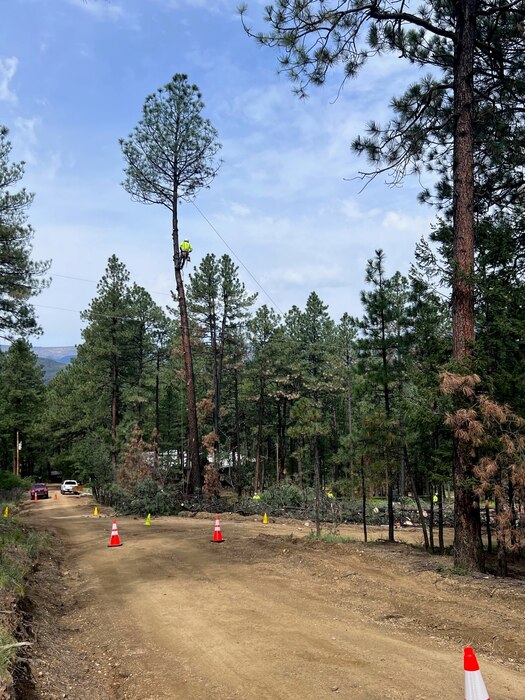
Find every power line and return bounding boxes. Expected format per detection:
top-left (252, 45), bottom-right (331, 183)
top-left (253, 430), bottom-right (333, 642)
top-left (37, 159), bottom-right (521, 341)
top-left (49, 272), bottom-right (173, 299)
top-left (41, 203), bottom-right (285, 317)
top-left (31, 303), bottom-right (168, 323)
top-left (190, 200), bottom-right (285, 316)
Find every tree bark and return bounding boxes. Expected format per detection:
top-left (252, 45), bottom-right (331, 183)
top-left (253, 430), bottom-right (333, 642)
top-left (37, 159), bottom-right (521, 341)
top-left (438, 483), bottom-right (445, 554)
top-left (172, 200), bottom-right (201, 494)
top-left (254, 374), bottom-right (265, 492)
top-left (110, 317), bottom-right (119, 475)
top-left (379, 286), bottom-right (395, 543)
top-left (313, 438), bottom-right (321, 537)
top-left (451, 0), bottom-right (485, 572)
top-left (404, 445), bottom-right (429, 551)
top-left (361, 456), bottom-right (368, 544)
top-left (484, 499), bottom-right (492, 553)
top-left (233, 366), bottom-right (243, 497)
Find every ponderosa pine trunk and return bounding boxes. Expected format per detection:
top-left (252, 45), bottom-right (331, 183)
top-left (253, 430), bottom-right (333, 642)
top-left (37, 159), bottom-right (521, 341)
top-left (313, 438), bottom-right (321, 537)
top-left (172, 200), bottom-right (201, 494)
top-left (404, 444), bottom-right (430, 551)
top-left (451, 0), bottom-right (484, 572)
top-left (110, 317), bottom-right (119, 475)
top-left (254, 375), bottom-right (265, 492)
top-left (361, 456), bottom-right (368, 544)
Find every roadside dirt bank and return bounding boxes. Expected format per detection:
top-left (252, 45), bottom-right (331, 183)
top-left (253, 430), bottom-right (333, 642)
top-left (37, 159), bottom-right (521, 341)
top-left (16, 489), bottom-right (525, 699)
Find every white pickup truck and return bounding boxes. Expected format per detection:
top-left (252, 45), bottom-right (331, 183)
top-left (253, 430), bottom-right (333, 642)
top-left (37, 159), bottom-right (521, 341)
top-left (60, 479), bottom-right (79, 495)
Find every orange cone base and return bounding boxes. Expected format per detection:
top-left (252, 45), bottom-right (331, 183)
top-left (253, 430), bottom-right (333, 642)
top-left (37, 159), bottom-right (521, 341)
top-left (108, 520), bottom-right (123, 547)
top-left (211, 517), bottom-right (224, 543)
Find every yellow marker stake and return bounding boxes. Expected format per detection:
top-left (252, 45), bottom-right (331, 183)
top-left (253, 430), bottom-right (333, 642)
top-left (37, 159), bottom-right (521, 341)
top-left (93, 506), bottom-right (99, 517)
top-left (3, 506), bottom-right (8, 519)
top-left (144, 513), bottom-right (151, 526)
top-left (262, 512), bottom-right (268, 524)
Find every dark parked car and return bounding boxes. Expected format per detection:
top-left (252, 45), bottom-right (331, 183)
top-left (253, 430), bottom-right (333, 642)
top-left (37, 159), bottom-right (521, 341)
top-left (30, 483), bottom-right (49, 500)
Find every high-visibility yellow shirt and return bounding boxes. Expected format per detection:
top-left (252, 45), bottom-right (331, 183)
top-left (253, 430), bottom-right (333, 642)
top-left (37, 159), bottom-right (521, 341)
top-left (180, 241), bottom-right (192, 252)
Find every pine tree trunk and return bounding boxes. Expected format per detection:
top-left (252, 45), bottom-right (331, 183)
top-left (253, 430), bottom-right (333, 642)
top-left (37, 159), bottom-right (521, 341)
top-left (233, 367), bottom-right (243, 497)
top-left (347, 353), bottom-right (353, 484)
top-left (438, 483), bottom-right (445, 554)
top-left (429, 487), bottom-right (435, 553)
top-left (484, 498), bottom-right (492, 553)
top-left (155, 349), bottom-right (160, 435)
top-left (254, 374), bottom-right (265, 492)
top-left (404, 445), bottom-right (429, 551)
top-left (313, 438), bottom-right (321, 537)
top-left (384, 460), bottom-right (395, 543)
top-left (210, 309), bottom-right (220, 456)
top-left (277, 401), bottom-right (287, 481)
top-left (494, 492), bottom-right (508, 577)
top-left (110, 334), bottom-right (118, 475)
top-left (172, 202), bottom-right (201, 494)
top-left (361, 456), bottom-right (368, 544)
top-left (451, 0), bottom-right (484, 572)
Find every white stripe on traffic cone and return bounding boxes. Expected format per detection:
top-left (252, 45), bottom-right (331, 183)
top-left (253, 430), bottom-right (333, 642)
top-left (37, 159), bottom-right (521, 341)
top-left (464, 647), bottom-right (490, 700)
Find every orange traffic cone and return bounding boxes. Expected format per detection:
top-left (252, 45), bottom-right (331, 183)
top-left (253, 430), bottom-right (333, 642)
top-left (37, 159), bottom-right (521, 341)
top-left (108, 519), bottom-right (123, 548)
top-left (211, 515), bottom-right (224, 543)
top-left (33, 492), bottom-right (37, 502)
top-left (53, 493), bottom-right (58, 500)
top-left (464, 647), bottom-right (490, 700)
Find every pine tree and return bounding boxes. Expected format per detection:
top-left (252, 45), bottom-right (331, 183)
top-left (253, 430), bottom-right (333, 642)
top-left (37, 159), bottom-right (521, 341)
top-left (247, 305), bottom-right (282, 492)
top-left (0, 339), bottom-right (45, 475)
top-left (0, 126), bottom-right (49, 340)
top-left (79, 255), bottom-right (133, 474)
top-left (188, 253), bottom-right (256, 476)
top-left (121, 74), bottom-right (221, 493)
top-left (358, 251), bottom-right (411, 542)
top-left (241, 0), bottom-right (525, 570)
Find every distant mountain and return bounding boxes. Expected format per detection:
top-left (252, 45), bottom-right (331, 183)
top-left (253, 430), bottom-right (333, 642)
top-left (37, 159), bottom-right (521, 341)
top-left (38, 357), bottom-right (68, 383)
top-left (0, 345), bottom-right (77, 383)
top-left (31, 346), bottom-right (77, 364)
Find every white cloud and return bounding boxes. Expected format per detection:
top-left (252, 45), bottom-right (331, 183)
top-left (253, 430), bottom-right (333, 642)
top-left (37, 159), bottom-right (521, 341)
top-left (152, 0), bottom-right (236, 13)
top-left (340, 198), bottom-right (381, 220)
top-left (382, 210), bottom-right (432, 235)
top-left (67, 0), bottom-right (126, 22)
top-left (230, 202), bottom-right (251, 217)
top-left (275, 263), bottom-right (343, 286)
top-left (0, 57), bottom-right (18, 103)
top-left (13, 117), bottom-right (40, 163)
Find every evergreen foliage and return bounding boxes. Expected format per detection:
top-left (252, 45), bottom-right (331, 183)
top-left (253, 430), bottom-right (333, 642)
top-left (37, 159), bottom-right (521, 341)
top-left (0, 126), bottom-right (49, 341)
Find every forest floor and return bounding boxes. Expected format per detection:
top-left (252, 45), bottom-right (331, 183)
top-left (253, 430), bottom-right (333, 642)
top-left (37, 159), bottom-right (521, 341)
top-left (15, 487), bottom-right (525, 700)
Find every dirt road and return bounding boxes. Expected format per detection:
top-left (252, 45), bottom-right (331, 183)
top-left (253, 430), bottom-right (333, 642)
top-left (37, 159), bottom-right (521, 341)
top-left (21, 491), bottom-right (525, 700)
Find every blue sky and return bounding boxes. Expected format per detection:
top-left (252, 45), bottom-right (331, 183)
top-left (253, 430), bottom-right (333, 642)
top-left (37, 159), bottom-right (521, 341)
top-left (1, 0), bottom-right (435, 346)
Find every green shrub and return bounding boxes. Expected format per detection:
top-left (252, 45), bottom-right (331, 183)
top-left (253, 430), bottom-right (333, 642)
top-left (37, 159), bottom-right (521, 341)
top-left (0, 552), bottom-right (25, 594)
top-left (129, 477), bottom-right (167, 515)
top-left (259, 483), bottom-right (308, 509)
top-left (0, 472), bottom-right (29, 491)
top-left (0, 521), bottom-right (50, 593)
top-left (329, 479), bottom-right (357, 498)
top-left (100, 477), bottom-right (183, 516)
top-left (306, 532), bottom-right (354, 544)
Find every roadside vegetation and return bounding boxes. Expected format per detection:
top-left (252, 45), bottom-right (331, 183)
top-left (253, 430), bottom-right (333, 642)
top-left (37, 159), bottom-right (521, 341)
top-left (0, 473), bottom-right (50, 688)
